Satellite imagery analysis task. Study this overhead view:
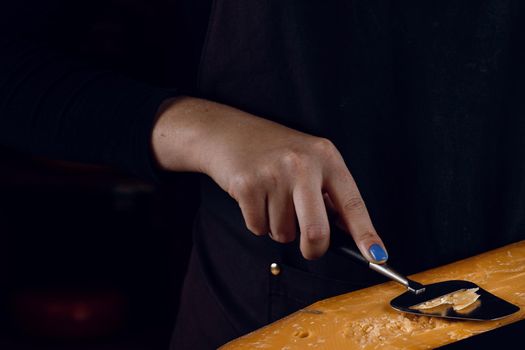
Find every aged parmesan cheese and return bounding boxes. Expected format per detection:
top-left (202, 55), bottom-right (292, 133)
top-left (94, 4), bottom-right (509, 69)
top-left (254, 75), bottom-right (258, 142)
top-left (220, 241), bottom-right (525, 349)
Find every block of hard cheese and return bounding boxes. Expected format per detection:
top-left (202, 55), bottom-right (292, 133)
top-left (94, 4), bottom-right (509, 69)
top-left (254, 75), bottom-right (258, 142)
top-left (220, 241), bottom-right (525, 349)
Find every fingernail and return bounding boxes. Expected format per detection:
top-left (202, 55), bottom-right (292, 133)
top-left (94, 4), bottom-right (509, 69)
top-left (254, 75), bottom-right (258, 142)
top-left (369, 244), bottom-right (388, 262)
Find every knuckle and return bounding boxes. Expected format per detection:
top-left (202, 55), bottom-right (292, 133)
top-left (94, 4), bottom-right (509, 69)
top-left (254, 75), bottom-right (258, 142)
top-left (270, 216), bottom-right (297, 243)
top-left (277, 231), bottom-right (297, 243)
top-left (301, 249), bottom-right (323, 261)
top-left (259, 165), bottom-right (279, 188)
top-left (304, 223), bottom-right (328, 243)
top-left (342, 196), bottom-right (366, 214)
top-left (280, 150), bottom-right (308, 172)
top-left (239, 201), bottom-right (268, 236)
top-left (228, 174), bottom-right (255, 199)
top-left (312, 137), bottom-right (337, 156)
top-left (357, 230), bottom-right (377, 242)
top-left (246, 221), bottom-right (267, 236)
top-left (271, 232), bottom-right (294, 243)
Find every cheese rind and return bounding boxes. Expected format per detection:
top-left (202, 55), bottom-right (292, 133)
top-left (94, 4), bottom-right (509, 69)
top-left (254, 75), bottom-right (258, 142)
top-left (220, 241), bottom-right (525, 349)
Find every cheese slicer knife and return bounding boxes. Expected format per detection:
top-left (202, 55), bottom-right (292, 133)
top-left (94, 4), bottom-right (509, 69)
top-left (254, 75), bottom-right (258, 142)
top-left (331, 241), bottom-right (520, 321)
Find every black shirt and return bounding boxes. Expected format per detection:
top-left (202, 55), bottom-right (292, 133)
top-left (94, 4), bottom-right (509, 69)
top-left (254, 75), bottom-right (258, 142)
top-left (183, 3), bottom-right (525, 348)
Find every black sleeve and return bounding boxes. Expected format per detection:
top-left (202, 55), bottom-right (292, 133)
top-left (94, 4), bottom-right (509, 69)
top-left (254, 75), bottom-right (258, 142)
top-left (0, 1), bottom-right (178, 182)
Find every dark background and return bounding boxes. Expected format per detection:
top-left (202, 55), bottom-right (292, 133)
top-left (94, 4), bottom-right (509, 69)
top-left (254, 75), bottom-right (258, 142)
top-left (0, 147), bottom-right (199, 349)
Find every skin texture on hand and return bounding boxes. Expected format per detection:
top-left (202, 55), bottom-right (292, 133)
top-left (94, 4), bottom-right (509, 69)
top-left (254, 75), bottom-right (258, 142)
top-left (151, 96), bottom-right (388, 261)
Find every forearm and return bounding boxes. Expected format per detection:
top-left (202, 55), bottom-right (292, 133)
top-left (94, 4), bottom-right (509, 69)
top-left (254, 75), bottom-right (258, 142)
top-left (151, 96), bottom-right (263, 174)
top-left (150, 96), bottom-right (388, 261)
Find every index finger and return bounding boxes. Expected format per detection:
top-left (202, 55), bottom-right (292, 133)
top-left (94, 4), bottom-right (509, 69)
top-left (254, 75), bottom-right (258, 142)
top-left (324, 171), bottom-right (388, 263)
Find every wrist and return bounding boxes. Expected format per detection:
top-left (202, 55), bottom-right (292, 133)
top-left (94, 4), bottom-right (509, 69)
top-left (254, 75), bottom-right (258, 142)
top-left (151, 96), bottom-right (209, 174)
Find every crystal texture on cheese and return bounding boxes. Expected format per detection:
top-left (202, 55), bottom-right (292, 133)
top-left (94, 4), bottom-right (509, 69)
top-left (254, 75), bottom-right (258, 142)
top-left (220, 241), bottom-right (525, 349)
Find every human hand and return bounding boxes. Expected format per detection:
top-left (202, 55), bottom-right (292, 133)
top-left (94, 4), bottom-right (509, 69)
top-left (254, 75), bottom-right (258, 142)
top-left (152, 97), bottom-right (388, 262)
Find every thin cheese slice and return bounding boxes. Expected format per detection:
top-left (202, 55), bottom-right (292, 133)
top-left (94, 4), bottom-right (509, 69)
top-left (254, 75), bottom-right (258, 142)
top-left (220, 241), bottom-right (525, 349)
top-left (411, 287), bottom-right (480, 311)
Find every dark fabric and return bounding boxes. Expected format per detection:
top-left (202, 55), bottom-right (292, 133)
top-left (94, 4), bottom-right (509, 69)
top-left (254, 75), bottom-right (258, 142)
top-left (172, 202), bottom-right (377, 349)
top-left (197, 0), bottom-right (525, 265)
top-left (172, 0), bottom-right (525, 348)
top-left (171, 244), bottom-right (239, 350)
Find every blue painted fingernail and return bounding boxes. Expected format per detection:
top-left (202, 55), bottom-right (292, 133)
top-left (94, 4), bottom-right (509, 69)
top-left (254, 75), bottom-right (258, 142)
top-left (369, 244), bottom-right (388, 262)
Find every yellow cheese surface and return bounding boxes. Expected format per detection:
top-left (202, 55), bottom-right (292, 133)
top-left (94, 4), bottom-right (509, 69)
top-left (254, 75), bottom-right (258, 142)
top-left (220, 241), bottom-right (525, 349)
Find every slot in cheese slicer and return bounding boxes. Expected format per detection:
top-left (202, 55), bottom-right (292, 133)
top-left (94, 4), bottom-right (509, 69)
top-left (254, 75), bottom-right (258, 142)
top-left (332, 243), bottom-right (520, 321)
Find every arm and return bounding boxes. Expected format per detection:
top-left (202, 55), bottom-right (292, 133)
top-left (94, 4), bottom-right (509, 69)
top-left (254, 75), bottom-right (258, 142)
top-left (0, 1), bottom-right (388, 260)
top-left (152, 97), bottom-right (389, 261)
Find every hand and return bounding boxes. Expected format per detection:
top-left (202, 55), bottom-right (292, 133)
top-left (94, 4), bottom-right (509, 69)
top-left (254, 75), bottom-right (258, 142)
top-left (152, 97), bottom-right (388, 262)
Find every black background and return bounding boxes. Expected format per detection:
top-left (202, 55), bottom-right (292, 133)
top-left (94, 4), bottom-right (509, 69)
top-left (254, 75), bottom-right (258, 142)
top-left (0, 147), bottom-right (199, 349)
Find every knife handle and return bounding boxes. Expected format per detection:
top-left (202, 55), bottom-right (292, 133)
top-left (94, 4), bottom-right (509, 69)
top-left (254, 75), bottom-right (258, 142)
top-left (330, 231), bottom-right (426, 294)
top-left (332, 244), bottom-right (370, 267)
top-left (329, 226), bottom-right (370, 266)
